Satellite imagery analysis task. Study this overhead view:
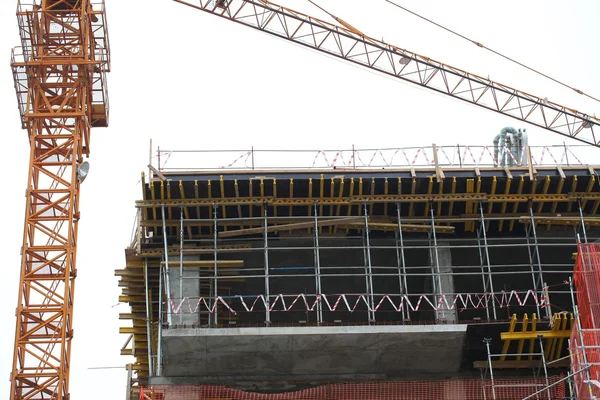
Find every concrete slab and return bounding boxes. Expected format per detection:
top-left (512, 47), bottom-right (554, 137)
top-left (160, 324), bottom-right (467, 383)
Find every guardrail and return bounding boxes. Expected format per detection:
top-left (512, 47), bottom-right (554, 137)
top-left (154, 144), bottom-right (594, 171)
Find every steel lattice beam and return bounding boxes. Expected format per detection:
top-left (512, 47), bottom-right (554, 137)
top-left (175, 0), bottom-right (600, 147)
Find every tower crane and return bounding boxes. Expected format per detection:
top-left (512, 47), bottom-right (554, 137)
top-left (8, 0), bottom-right (110, 399)
top-left (174, 0), bottom-right (600, 147)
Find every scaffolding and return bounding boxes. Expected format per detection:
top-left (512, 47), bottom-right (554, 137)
top-left (118, 147), bottom-right (600, 397)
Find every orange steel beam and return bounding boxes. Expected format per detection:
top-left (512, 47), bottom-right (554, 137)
top-left (174, 0), bottom-right (600, 147)
top-left (9, 1), bottom-right (110, 399)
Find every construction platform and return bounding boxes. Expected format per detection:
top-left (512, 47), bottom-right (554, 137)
top-left (118, 153), bottom-right (600, 390)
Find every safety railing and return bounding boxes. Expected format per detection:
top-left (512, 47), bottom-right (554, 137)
top-left (155, 144), bottom-right (594, 171)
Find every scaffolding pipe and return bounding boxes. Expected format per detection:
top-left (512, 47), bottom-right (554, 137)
top-left (161, 205), bottom-right (172, 326)
top-left (579, 199), bottom-right (589, 243)
top-left (429, 206), bottom-right (445, 314)
top-left (479, 201), bottom-right (497, 320)
top-left (395, 203), bottom-right (410, 320)
top-left (570, 276), bottom-right (595, 398)
top-left (179, 206), bottom-right (184, 325)
top-left (363, 203), bottom-right (375, 322)
top-left (313, 203), bottom-right (323, 323)
top-left (213, 204), bottom-right (219, 326)
top-left (144, 259), bottom-right (154, 377)
top-left (537, 335), bottom-right (552, 399)
top-left (484, 338), bottom-right (497, 400)
top-left (264, 206), bottom-right (271, 323)
top-left (157, 257), bottom-right (163, 376)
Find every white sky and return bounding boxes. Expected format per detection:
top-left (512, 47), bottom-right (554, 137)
top-left (0, 0), bottom-right (599, 398)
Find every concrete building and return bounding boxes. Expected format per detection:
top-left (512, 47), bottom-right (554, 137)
top-left (118, 145), bottom-right (600, 399)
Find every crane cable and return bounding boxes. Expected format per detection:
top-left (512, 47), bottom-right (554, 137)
top-left (383, 0), bottom-right (600, 105)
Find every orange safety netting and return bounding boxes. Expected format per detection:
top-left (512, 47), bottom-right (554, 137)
top-left (139, 377), bottom-right (566, 400)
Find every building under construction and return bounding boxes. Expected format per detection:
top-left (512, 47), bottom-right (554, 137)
top-left (118, 142), bottom-right (600, 399)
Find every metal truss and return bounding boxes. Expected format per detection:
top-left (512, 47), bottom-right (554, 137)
top-left (175, 0), bottom-right (600, 147)
top-left (9, 1), bottom-right (110, 399)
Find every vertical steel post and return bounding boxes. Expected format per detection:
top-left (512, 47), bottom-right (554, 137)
top-left (213, 204), bottom-right (219, 326)
top-left (363, 203), bottom-right (375, 322)
top-left (569, 276), bottom-right (594, 398)
top-left (144, 259), bottom-right (154, 377)
top-left (526, 207), bottom-right (544, 317)
top-left (476, 227), bottom-right (491, 321)
top-left (264, 205), bottom-right (271, 323)
top-left (484, 338), bottom-right (497, 400)
top-left (578, 199), bottom-right (588, 244)
top-left (537, 335), bottom-right (552, 400)
top-left (157, 259), bottom-right (163, 376)
top-left (429, 206), bottom-right (444, 306)
top-left (479, 201), bottom-right (497, 320)
top-left (395, 203), bottom-right (410, 321)
top-left (313, 203), bottom-right (323, 323)
top-left (161, 205), bottom-right (172, 325)
top-left (179, 206), bottom-right (184, 325)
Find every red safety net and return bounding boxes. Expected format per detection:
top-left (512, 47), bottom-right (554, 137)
top-left (572, 243), bottom-right (600, 399)
top-left (139, 377), bottom-right (566, 400)
top-left (574, 243), bottom-right (600, 330)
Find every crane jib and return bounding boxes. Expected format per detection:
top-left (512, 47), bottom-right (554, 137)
top-left (174, 0), bottom-right (599, 146)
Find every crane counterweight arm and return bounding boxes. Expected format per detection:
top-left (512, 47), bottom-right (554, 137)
top-left (175, 0), bottom-right (599, 146)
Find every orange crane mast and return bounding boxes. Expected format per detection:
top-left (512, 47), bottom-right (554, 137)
top-left (175, 0), bottom-right (600, 147)
top-left (9, 0), bottom-right (110, 399)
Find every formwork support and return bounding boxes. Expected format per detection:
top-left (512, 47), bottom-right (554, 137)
top-left (569, 276), bottom-right (595, 398)
top-left (526, 207), bottom-right (545, 318)
top-left (213, 204), bottom-right (219, 326)
top-left (161, 205), bottom-right (173, 325)
top-left (264, 205), bottom-right (271, 324)
top-left (313, 203), bottom-right (323, 323)
top-left (144, 259), bottom-right (154, 377)
top-left (363, 203), bottom-right (376, 322)
top-left (395, 203), bottom-right (410, 321)
top-left (179, 206), bottom-right (184, 325)
top-left (478, 201), bottom-right (497, 320)
top-left (578, 199), bottom-right (589, 244)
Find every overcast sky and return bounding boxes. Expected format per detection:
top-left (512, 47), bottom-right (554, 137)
top-left (0, 0), bottom-right (599, 398)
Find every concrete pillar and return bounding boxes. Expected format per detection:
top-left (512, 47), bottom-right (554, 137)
top-left (429, 241), bottom-right (457, 323)
top-left (168, 256), bottom-right (202, 326)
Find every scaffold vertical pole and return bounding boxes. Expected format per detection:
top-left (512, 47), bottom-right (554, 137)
top-left (569, 276), bottom-right (595, 398)
top-left (161, 205), bottom-right (172, 325)
top-left (537, 335), bottom-right (552, 399)
top-left (363, 203), bottom-right (375, 322)
top-left (179, 206), bottom-right (184, 325)
top-left (429, 206), bottom-right (445, 311)
top-left (578, 199), bottom-right (588, 243)
top-left (313, 203), bottom-right (323, 323)
top-left (479, 201), bottom-right (497, 320)
top-left (157, 257), bottom-right (163, 376)
top-left (484, 338), bottom-right (497, 400)
top-left (526, 207), bottom-right (544, 318)
top-left (144, 259), bottom-right (154, 377)
top-left (264, 204), bottom-right (271, 324)
top-left (395, 203), bottom-right (410, 321)
top-left (213, 204), bottom-right (219, 326)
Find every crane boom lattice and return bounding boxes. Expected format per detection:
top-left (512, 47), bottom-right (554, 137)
top-left (175, 0), bottom-right (599, 146)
